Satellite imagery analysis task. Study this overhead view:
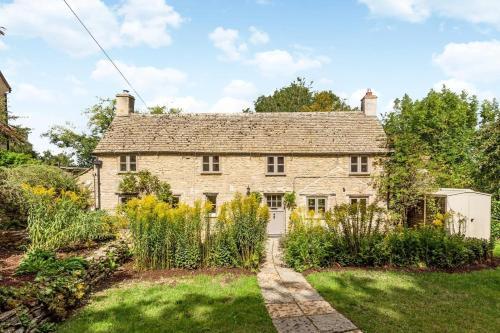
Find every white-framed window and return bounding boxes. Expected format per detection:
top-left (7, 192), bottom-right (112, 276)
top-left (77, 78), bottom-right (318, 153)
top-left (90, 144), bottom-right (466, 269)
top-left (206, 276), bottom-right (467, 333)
top-left (349, 196), bottom-right (368, 207)
top-left (267, 156), bottom-right (285, 174)
top-left (307, 197), bottom-right (327, 213)
top-left (205, 193), bottom-right (217, 214)
top-left (350, 156), bottom-right (369, 174)
top-left (202, 156), bottom-right (220, 173)
top-left (119, 155), bottom-right (136, 172)
top-left (266, 194), bottom-right (283, 209)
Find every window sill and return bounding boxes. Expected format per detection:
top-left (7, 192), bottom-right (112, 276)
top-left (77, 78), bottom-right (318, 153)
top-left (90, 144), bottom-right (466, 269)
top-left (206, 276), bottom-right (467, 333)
top-left (349, 173), bottom-right (371, 177)
top-left (200, 172), bottom-right (222, 175)
top-left (117, 171), bottom-right (137, 175)
top-left (265, 173), bottom-right (286, 177)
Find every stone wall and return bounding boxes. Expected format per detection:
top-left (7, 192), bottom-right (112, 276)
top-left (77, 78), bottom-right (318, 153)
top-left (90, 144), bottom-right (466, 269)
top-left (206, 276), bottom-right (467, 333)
top-left (0, 238), bottom-right (130, 333)
top-left (97, 153), bottom-right (383, 212)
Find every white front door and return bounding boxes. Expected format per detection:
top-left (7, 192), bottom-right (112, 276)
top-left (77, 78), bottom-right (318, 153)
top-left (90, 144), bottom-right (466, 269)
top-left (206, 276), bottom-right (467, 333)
top-left (266, 194), bottom-right (285, 236)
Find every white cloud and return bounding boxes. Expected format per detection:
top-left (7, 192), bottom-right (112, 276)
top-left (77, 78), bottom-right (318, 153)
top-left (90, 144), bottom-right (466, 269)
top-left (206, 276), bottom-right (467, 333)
top-left (223, 80), bottom-right (256, 98)
top-left (118, 0), bottom-right (183, 48)
top-left (149, 95), bottom-right (208, 113)
top-left (251, 49), bottom-right (329, 76)
top-left (358, 0), bottom-right (429, 23)
top-left (359, 0), bottom-right (500, 29)
top-left (91, 59), bottom-right (187, 97)
top-left (433, 78), bottom-right (495, 100)
top-left (210, 97), bottom-right (252, 113)
top-left (249, 26), bottom-right (269, 45)
top-left (13, 83), bottom-right (56, 103)
top-left (208, 27), bottom-right (247, 61)
top-left (432, 40), bottom-right (500, 83)
top-left (0, 0), bottom-right (183, 56)
top-left (0, 40), bottom-right (7, 50)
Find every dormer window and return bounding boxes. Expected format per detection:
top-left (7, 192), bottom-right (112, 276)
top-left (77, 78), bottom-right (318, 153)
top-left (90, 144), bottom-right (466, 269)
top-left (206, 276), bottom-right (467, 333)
top-left (202, 156), bottom-right (220, 173)
top-left (267, 156), bottom-right (285, 175)
top-left (119, 155), bottom-right (136, 172)
top-left (350, 156), bottom-right (368, 174)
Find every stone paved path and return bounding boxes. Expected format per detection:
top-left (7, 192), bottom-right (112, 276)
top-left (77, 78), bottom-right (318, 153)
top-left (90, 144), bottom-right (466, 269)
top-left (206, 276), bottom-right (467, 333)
top-left (258, 238), bottom-right (361, 333)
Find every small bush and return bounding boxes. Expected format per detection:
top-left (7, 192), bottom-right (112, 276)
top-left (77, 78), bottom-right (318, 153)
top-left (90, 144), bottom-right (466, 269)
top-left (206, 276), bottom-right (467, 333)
top-left (24, 185), bottom-right (115, 251)
top-left (491, 200), bottom-right (499, 240)
top-left (16, 250), bottom-right (88, 276)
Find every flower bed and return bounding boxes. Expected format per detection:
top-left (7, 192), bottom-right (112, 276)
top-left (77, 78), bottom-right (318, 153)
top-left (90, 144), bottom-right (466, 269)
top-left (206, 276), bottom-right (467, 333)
top-left (123, 193), bottom-right (269, 270)
top-left (283, 204), bottom-right (492, 272)
top-left (0, 238), bottom-right (130, 333)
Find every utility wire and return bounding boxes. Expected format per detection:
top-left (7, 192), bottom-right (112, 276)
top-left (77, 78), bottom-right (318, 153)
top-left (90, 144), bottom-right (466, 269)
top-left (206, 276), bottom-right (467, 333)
top-left (61, 0), bottom-right (149, 109)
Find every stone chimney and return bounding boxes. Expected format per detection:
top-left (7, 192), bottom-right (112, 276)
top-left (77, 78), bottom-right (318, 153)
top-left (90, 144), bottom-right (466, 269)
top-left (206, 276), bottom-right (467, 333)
top-left (115, 90), bottom-right (135, 116)
top-left (360, 89), bottom-right (377, 117)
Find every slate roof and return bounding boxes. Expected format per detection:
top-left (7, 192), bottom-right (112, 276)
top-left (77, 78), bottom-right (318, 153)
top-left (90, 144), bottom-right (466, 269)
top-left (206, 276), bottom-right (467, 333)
top-left (94, 112), bottom-right (387, 155)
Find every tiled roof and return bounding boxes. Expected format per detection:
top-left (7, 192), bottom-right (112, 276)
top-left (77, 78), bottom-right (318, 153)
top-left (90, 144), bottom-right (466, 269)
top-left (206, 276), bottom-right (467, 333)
top-left (94, 112), bottom-right (387, 155)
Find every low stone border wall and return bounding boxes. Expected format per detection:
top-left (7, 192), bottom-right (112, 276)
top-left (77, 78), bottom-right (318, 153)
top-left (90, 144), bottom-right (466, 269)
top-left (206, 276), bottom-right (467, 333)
top-left (0, 230), bottom-right (28, 250)
top-left (0, 238), bottom-right (130, 333)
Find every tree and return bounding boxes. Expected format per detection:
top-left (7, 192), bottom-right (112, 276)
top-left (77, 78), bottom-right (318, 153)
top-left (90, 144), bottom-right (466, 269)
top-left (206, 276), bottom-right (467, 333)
top-left (148, 105), bottom-right (182, 115)
top-left (0, 26), bottom-right (5, 36)
top-left (118, 170), bottom-right (172, 202)
top-left (38, 150), bottom-right (73, 167)
top-left (474, 99), bottom-right (500, 199)
top-left (254, 77), bottom-right (355, 113)
top-left (44, 98), bottom-right (115, 167)
top-left (377, 87), bottom-right (479, 223)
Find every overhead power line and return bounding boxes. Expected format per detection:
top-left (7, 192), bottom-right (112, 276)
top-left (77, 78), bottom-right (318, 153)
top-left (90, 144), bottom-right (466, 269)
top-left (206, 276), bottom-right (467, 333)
top-left (61, 0), bottom-right (148, 109)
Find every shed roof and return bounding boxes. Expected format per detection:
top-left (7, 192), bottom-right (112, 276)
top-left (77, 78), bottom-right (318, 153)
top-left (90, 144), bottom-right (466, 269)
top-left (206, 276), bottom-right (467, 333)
top-left (94, 111), bottom-right (387, 155)
top-left (434, 188), bottom-right (492, 197)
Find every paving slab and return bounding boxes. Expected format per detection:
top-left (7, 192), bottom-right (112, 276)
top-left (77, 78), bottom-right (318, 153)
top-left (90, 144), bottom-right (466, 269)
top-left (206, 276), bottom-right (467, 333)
top-left (265, 303), bottom-right (303, 318)
top-left (297, 301), bottom-right (335, 316)
top-left (272, 316), bottom-right (318, 333)
top-left (308, 313), bottom-right (358, 332)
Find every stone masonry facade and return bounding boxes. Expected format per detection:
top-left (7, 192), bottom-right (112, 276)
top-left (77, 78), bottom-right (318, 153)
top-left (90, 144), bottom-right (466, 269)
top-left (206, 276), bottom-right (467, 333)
top-left (97, 153), bottom-right (381, 212)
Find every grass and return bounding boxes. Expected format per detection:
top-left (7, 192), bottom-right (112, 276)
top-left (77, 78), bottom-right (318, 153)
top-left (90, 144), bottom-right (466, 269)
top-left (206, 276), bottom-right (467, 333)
top-left (307, 268), bottom-right (500, 333)
top-left (58, 274), bottom-right (275, 333)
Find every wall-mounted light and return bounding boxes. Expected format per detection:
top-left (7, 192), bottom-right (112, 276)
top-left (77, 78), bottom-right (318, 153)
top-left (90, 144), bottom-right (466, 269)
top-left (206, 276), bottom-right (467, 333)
top-left (246, 185), bottom-right (251, 196)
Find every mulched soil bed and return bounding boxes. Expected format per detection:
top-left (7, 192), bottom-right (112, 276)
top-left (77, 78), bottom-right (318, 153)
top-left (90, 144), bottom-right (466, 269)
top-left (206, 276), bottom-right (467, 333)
top-left (0, 249), bottom-right (33, 287)
top-left (97, 261), bottom-right (256, 291)
top-left (303, 258), bottom-right (499, 276)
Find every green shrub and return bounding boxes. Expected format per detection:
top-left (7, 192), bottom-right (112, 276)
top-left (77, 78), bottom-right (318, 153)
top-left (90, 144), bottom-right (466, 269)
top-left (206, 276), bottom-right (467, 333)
top-left (118, 170), bottom-right (172, 202)
top-left (16, 249), bottom-right (88, 276)
top-left (0, 150), bottom-right (38, 167)
top-left (0, 164), bottom-right (84, 229)
top-left (283, 204), bottom-right (491, 270)
top-left (217, 193), bottom-right (269, 268)
top-left (123, 193), bottom-right (269, 270)
top-left (492, 200), bottom-right (500, 240)
top-left (24, 185), bottom-right (115, 252)
top-left (283, 210), bottom-right (332, 271)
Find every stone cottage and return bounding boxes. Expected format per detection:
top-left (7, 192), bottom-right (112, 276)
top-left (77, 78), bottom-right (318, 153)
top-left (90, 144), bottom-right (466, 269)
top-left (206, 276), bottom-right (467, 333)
top-left (93, 89), bottom-right (387, 235)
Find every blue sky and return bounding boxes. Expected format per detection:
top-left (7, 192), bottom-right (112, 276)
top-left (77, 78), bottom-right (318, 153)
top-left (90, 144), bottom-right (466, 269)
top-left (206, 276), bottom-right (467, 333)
top-left (0, 0), bottom-right (499, 153)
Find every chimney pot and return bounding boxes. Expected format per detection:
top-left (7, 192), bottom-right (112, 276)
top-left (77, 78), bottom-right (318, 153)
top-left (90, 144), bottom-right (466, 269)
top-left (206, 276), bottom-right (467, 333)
top-left (115, 91), bottom-right (135, 116)
top-left (360, 88), bottom-right (377, 117)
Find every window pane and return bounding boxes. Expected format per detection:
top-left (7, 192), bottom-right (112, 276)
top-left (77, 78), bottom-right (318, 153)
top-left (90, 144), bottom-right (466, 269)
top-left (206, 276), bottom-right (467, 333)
top-left (267, 156), bottom-right (274, 165)
top-left (212, 163), bottom-right (219, 172)
top-left (308, 198), bottom-right (316, 212)
top-left (120, 162), bottom-right (127, 172)
top-left (275, 195), bottom-right (282, 207)
top-left (267, 164), bottom-right (274, 173)
top-left (361, 156), bottom-right (367, 164)
top-left (277, 164), bottom-right (284, 173)
top-left (203, 156), bottom-right (210, 172)
top-left (120, 156), bottom-right (126, 163)
top-left (203, 156), bottom-right (209, 163)
top-left (129, 155), bottom-right (136, 163)
top-left (350, 198), bottom-right (358, 204)
top-left (318, 198), bottom-right (326, 212)
top-left (129, 163), bottom-right (136, 172)
top-left (206, 195), bottom-right (217, 213)
top-left (360, 198), bottom-right (367, 207)
top-left (361, 164), bottom-right (368, 173)
top-left (212, 156), bottom-right (219, 163)
top-left (351, 156), bottom-right (358, 164)
top-left (277, 156), bottom-right (284, 165)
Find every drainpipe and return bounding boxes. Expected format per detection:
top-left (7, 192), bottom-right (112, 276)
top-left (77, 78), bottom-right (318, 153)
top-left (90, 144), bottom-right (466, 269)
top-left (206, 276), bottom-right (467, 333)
top-left (94, 157), bottom-right (102, 210)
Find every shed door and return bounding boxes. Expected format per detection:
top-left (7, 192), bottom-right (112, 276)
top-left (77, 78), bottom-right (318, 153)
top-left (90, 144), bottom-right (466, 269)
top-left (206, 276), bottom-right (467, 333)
top-left (266, 194), bottom-right (285, 236)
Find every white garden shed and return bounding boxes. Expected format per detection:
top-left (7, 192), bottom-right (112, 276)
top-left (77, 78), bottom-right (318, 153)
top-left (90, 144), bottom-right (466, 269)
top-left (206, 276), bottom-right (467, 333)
top-left (432, 188), bottom-right (491, 240)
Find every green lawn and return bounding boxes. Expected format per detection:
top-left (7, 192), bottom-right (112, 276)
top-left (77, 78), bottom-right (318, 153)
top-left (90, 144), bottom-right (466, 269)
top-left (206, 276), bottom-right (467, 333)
top-left (58, 274), bottom-right (275, 333)
top-left (307, 268), bottom-right (500, 333)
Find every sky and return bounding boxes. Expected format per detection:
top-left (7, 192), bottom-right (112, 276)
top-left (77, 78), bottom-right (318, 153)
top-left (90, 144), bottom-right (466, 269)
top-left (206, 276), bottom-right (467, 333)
top-left (0, 0), bottom-right (499, 153)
